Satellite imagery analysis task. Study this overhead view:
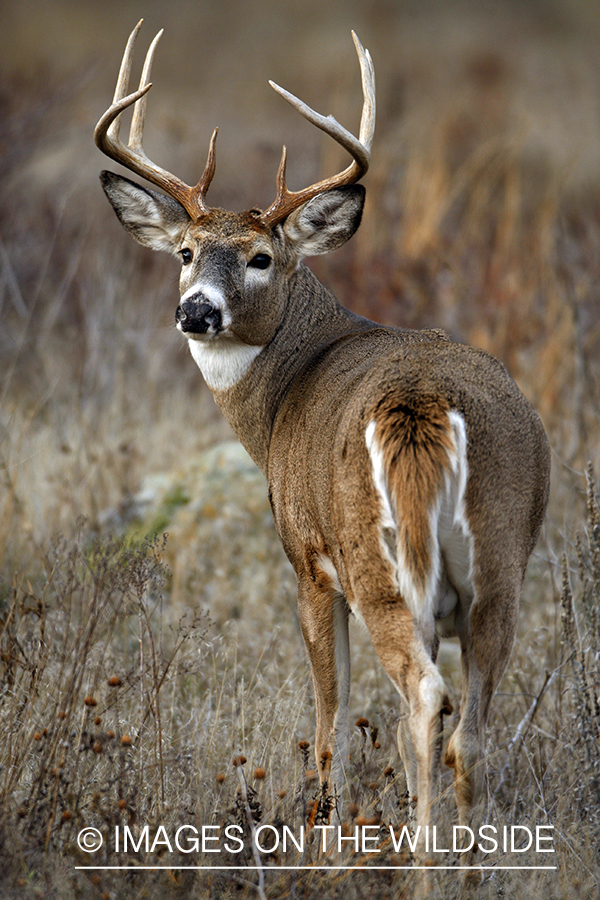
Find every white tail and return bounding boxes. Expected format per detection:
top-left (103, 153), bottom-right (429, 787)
top-left (95, 21), bottom-right (550, 853)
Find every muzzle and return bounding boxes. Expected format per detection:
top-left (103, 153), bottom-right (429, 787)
top-left (175, 294), bottom-right (222, 334)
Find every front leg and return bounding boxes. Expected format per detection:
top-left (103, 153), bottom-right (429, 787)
top-left (297, 578), bottom-right (350, 806)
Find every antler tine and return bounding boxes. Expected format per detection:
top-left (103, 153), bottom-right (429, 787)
top-left (106, 18), bottom-right (144, 143)
top-left (95, 20), bottom-right (216, 221)
top-left (128, 26), bottom-right (163, 151)
top-left (195, 127), bottom-right (219, 197)
top-left (352, 31), bottom-right (376, 153)
top-left (259, 32), bottom-right (376, 227)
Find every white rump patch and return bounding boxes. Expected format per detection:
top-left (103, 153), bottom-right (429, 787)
top-left (435, 411), bottom-right (474, 630)
top-left (365, 411), bottom-right (474, 630)
top-left (365, 421), bottom-right (395, 532)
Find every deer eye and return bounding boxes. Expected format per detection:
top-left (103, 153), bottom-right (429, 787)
top-left (248, 253), bottom-right (271, 270)
top-left (179, 248), bottom-right (192, 265)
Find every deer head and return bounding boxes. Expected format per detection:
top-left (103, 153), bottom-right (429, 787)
top-left (95, 21), bottom-right (375, 352)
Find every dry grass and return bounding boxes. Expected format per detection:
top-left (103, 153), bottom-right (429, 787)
top-left (0, 482), bottom-right (598, 897)
top-left (2, 0), bottom-right (600, 896)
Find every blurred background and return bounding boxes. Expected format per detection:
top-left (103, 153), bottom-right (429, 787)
top-left (1, 0), bottom-right (600, 590)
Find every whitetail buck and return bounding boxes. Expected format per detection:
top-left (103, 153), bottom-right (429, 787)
top-left (95, 20), bottom-right (550, 852)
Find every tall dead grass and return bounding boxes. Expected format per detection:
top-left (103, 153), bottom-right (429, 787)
top-left (0, 474), bottom-right (598, 898)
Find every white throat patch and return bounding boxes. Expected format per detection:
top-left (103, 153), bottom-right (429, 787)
top-left (187, 336), bottom-right (263, 391)
top-left (179, 280), bottom-right (263, 390)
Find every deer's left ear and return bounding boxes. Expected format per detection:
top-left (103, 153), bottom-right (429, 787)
top-left (282, 185), bottom-right (365, 259)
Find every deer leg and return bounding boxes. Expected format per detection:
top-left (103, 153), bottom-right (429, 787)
top-left (445, 583), bottom-right (520, 836)
top-left (397, 698), bottom-right (418, 826)
top-left (397, 633), bottom-right (442, 828)
top-left (297, 579), bottom-right (350, 806)
top-left (355, 595), bottom-right (451, 844)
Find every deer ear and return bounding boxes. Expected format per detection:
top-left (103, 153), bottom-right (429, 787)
top-left (282, 185), bottom-right (365, 259)
top-left (100, 171), bottom-right (190, 254)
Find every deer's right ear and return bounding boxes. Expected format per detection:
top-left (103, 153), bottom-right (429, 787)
top-left (100, 171), bottom-right (190, 254)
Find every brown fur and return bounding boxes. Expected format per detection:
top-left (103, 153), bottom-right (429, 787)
top-left (371, 391), bottom-right (454, 591)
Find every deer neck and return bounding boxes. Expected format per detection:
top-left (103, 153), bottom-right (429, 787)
top-left (206, 264), bottom-right (370, 472)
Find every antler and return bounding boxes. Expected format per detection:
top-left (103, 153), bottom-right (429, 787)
top-left (95, 23), bottom-right (375, 227)
top-left (259, 31), bottom-right (376, 227)
top-left (94, 19), bottom-right (217, 222)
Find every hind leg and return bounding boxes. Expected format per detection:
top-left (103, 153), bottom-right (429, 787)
top-left (397, 634), bottom-right (442, 828)
top-left (397, 698), bottom-right (418, 825)
top-left (352, 591), bottom-right (451, 841)
top-left (445, 581), bottom-right (520, 834)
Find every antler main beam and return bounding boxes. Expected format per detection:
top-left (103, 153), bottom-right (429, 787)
top-left (259, 31), bottom-right (376, 227)
top-left (94, 19), bottom-right (217, 222)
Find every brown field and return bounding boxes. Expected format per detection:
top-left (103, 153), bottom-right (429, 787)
top-left (1, 0), bottom-right (599, 897)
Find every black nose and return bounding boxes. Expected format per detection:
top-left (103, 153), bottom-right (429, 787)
top-left (175, 296), bottom-right (222, 334)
